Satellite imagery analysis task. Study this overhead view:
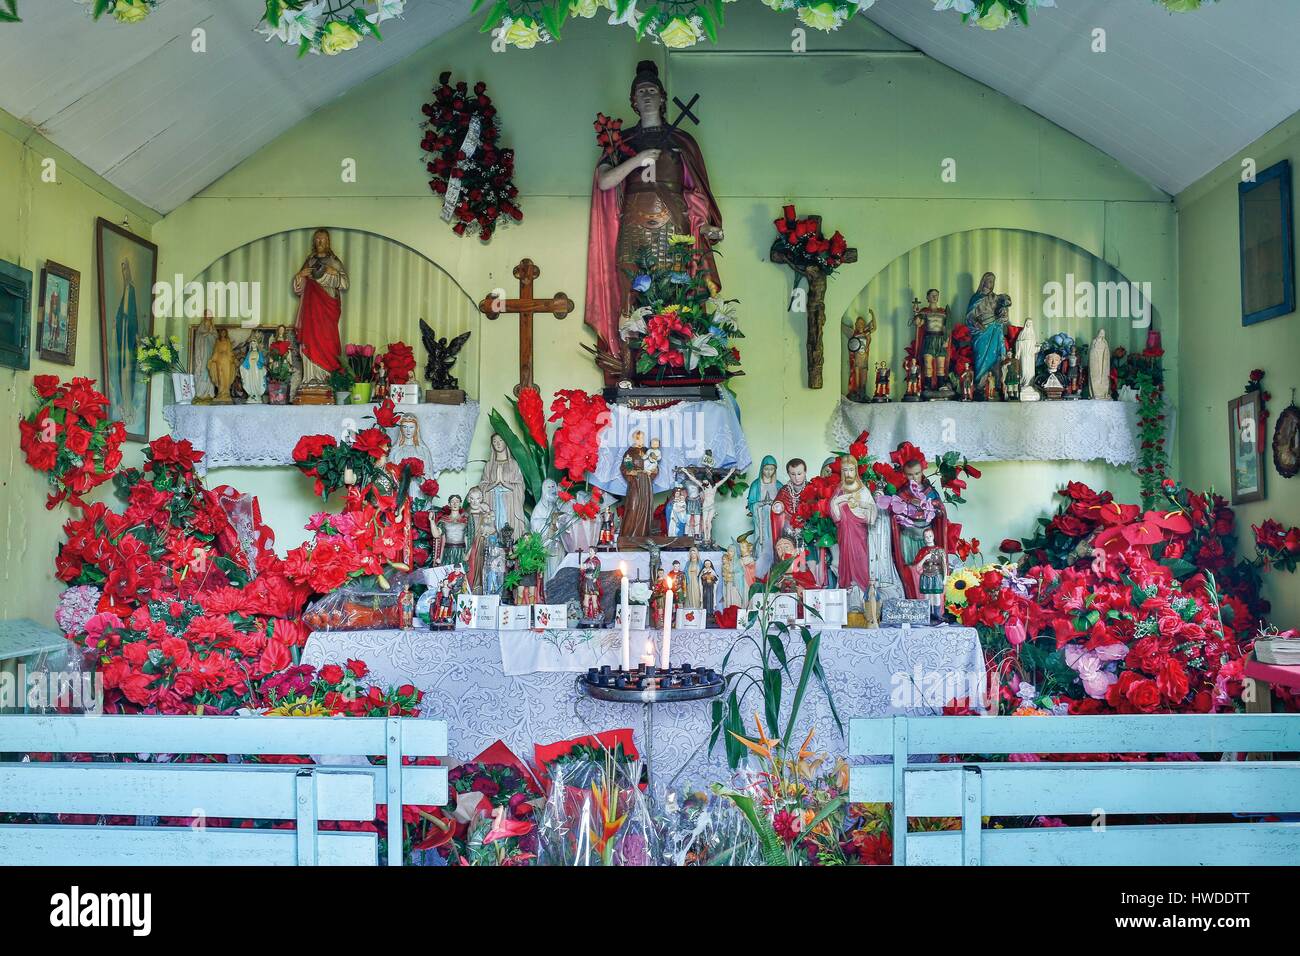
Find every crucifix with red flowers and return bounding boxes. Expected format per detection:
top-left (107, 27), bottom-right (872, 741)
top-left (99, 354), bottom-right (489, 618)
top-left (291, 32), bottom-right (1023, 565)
top-left (770, 208), bottom-right (856, 390)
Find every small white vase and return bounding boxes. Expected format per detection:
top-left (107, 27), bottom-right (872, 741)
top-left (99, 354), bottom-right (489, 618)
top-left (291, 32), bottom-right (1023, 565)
top-left (172, 373), bottom-right (195, 405)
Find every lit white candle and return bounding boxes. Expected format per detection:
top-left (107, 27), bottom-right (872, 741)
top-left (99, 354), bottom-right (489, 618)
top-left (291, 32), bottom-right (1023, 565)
top-left (661, 575), bottom-right (673, 669)
top-left (620, 562), bottom-right (630, 671)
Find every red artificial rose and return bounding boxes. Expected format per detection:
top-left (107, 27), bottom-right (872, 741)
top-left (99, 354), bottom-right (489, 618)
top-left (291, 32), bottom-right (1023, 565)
top-left (33, 375), bottom-right (62, 399)
top-left (346, 658), bottom-right (368, 679)
top-left (999, 538), bottom-right (1023, 554)
top-left (374, 398), bottom-right (400, 429)
top-left (353, 428), bottom-right (390, 460)
top-left (420, 478), bottom-right (440, 498)
top-left (293, 434), bottom-right (337, 464)
top-left (319, 664), bottom-right (345, 684)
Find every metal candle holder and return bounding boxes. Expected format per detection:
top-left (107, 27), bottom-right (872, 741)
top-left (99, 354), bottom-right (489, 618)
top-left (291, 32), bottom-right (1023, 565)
top-left (576, 663), bottom-right (724, 797)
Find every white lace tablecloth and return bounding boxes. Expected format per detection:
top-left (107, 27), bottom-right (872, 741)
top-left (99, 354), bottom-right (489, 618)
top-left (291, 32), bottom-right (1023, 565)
top-left (830, 397), bottom-right (1156, 467)
top-left (162, 402), bottom-right (479, 475)
top-left (590, 397), bottom-right (752, 495)
top-left (302, 625), bottom-right (985, 791)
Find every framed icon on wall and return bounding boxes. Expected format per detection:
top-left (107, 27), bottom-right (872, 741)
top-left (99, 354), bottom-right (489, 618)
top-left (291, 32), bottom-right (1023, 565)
top-left (1228, 391), bottom-right (1266, 505)
top-left (37, 260), bottom-right (80, 366)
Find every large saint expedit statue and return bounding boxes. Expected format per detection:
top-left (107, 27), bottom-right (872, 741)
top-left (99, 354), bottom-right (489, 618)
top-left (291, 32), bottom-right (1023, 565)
top-left (585, 60), bottom-right (724, 386)
top-left (292, 227), bottom-right (349, 403)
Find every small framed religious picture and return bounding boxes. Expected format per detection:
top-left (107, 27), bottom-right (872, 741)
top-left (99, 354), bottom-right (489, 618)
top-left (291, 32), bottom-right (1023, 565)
top-left (1239, 159), bottom-right (1295, 326)
top-left (37, 260), bottom-right (79, 365)
top-left (1228, 391), bottom-right (1266, 504)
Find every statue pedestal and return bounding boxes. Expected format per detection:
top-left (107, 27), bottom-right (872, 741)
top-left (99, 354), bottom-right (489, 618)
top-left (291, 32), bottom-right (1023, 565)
top-left (604, 382), bottom-right (721, 405)
top-left (424, 388), bottom-right (466, 406)
top-left (293, 384), bottom-right (334, 406)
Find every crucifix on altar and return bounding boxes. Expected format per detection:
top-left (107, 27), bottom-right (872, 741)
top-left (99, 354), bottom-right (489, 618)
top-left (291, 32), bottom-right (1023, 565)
top-left (770, 216), bottom-right (857, 390)
top-left (479, 258), bottom-right (574, 396)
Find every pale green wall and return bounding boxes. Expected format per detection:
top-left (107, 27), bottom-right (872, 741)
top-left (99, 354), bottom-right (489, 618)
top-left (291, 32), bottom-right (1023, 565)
top-left (0, 112), bottom-right (160, 624)
top-left (151, 11), bottom-right (1177, 559)
top-left (1177, 111), bottom-right (1300, 628)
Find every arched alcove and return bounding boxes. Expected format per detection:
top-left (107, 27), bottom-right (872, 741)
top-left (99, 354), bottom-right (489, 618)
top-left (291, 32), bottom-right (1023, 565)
top-left (839, 228), bottom-right (1150, 398)
top-left (186, 227), bottom-right (482, 397)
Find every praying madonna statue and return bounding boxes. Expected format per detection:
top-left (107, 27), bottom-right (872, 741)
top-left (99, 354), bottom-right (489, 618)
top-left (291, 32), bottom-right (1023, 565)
top-left (586, 60), bottom-right (724, 385)
top-left (390, 414), bottom-right (436, 499)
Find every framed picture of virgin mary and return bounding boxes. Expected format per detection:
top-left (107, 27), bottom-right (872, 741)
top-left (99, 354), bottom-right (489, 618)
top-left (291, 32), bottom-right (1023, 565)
top-left (1239, 159), bottom-right (1295, 326)
top-left (95, 218), bottom-right (157, 441)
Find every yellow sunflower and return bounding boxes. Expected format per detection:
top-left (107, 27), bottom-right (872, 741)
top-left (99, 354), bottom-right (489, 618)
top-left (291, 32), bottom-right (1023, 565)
top-left (944, 568), bottom-right (980, 608)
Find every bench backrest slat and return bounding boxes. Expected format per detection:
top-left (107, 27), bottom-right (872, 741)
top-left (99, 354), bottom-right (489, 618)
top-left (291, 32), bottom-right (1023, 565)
top-left (0, 763), bottom-right (379, 821)
top-left (906, 822), bottom-right (1300, 867)
top-left (850, 714), bottom-right (1300, 757)
top-left (0, 713), bottom-right (447, 757)
top-left (0, 824), bottom-right (378, 867)
top-left (852, 761), bottom-right (1300, 817)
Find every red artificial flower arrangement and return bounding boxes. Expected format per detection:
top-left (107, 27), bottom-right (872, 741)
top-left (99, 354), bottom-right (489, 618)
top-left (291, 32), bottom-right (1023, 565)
top-left (421, 72), bottom-right (521, 241)
top-left (771, 204), bottom-right (851, 273)
top-left (266, 340), bottom-right (294, 383)
top-left (19, 375), bottom-right (125, 510)
top-left (549, 388), bottom-right (610, 484)
top-left (379, 342), bottom-right (417, 385)
top-left (958, 477), bottom-right (1300, 716)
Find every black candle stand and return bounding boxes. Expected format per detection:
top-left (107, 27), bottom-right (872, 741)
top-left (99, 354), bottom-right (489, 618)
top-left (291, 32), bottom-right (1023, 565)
top-left (576, 663), bottom-right (724, 797)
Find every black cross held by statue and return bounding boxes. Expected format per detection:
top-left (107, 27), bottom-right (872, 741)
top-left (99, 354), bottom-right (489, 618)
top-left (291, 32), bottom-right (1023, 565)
top-left (669, 93), bottom-right (700, 132)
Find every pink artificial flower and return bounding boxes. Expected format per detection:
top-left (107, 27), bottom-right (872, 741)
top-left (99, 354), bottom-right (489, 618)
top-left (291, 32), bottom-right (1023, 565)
top-left (1063, 643), bottom-right (1126, 699)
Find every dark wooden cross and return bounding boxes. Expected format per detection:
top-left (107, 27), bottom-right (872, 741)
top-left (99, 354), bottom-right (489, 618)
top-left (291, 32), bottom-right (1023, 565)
top-left (479, 258), bottom-right (574, 396)
top-left (669, 93), bottom-right (700, 131)
top-left (770, 215), bottom-right (857, 390)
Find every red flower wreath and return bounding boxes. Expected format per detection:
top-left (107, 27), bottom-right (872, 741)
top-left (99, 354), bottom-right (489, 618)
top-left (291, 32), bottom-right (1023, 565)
top-left (19, 375), bottom-right (125, 510)
top-left (421, 71), bottom-right (522, 241)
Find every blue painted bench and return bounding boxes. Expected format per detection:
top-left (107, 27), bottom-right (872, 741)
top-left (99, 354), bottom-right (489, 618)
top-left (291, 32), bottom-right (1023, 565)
top-left (849, 714), bottom-right (1300, 866)
top-left (0, 714), bottom-right (448, 866)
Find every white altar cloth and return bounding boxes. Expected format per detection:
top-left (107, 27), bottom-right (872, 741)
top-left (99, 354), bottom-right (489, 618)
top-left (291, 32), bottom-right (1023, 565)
top-left (830, 397), bottom-right (1155, 467)
top-left (162, 401), bottom-right (479, 475)
top-left (302, 625), bottom-right (985, 790)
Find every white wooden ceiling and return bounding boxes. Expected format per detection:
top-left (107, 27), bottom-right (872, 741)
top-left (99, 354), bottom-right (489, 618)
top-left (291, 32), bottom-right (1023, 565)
top-left (1, 0), bottom-right (1298, 212)
top-left (0, 0), bottom-right (472, 213)
top-left (861, 0), bottom-right (1300, 196)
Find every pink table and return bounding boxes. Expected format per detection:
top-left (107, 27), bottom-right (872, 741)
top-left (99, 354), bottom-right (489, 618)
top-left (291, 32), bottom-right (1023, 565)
top-left (1244, 655), bottom-right (1300, 691)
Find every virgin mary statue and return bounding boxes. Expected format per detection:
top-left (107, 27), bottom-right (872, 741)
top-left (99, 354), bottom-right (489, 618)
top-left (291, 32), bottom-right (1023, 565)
top-left (586, 60), bottom-right (724, 384)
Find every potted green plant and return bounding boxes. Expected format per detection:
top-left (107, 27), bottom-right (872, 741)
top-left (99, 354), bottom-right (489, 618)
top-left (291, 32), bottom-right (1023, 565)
top-left (345, 343), bottom-right (376, 403)
top-left (328, 366), bottom-right (354, 405)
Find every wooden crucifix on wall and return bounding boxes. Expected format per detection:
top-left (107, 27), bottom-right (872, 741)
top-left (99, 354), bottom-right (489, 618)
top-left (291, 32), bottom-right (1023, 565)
top-left (770, 216), bottom-right (857, 389)
top-left (479, 258), bottom-right (574, 395)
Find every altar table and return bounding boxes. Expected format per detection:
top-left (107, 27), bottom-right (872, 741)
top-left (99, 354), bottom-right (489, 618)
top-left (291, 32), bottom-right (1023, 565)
top-left (163, 401), bottom-right (480, 475)
top-left (830, 397), bottom-right (1162, 467)
top-left (302, 625), bottom-right (986, 793)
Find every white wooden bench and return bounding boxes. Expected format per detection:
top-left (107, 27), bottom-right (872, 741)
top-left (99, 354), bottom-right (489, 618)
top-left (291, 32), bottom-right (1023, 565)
top-left (0, 714), bottom-right (448, 866)
top-left (849, 713), bottom-right (1300, 866)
